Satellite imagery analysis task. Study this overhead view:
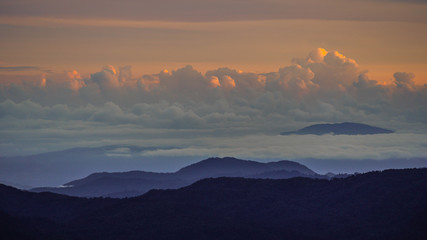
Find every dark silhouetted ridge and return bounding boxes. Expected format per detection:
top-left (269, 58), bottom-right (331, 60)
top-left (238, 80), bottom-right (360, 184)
top-left (1, 168), bottom-right (426, 239)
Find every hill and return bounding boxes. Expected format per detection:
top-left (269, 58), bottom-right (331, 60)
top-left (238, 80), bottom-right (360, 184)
top-left (281, 122), bottom-right (394, 135)
top-left (31, 157), bottom-right (320, 198)
top-left (1, 168), bottom-right (426, 240)
top-left (0, 145), bottom-right (199, 188)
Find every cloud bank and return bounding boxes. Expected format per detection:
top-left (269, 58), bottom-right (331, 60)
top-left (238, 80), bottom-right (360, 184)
top-left (0, 48), bottom-right (426, 156)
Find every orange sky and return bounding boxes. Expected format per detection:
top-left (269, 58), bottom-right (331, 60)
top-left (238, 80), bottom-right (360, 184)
top-left (0, 1), bottom-right (427, 85)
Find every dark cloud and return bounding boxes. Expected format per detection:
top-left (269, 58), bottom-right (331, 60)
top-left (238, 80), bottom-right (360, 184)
top-left (1, 0), bottom-right (426, 23)
top-left (0, 66), bottom-right (40, 72)
top-left (372, 0), bottom-right (427, 3)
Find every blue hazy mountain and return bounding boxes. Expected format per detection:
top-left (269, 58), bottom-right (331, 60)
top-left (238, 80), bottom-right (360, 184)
top-left (175, 157), bottom-right (316, 178)
top-left (31, 157), bottom-right (321, 198)
top-left (0, 145), bottom-right (202, 188)
top-left (281, 122), bottom-right (394, 135)
top-left (2, 145), bottom-right (426, 190)
top-left (1, 168), bottom-right (426, 240)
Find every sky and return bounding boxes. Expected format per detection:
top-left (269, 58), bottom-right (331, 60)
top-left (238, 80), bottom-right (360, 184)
top-left (1, 0), bottom-right (427, 82)
top-left (0, 0), bottom-right (427, 170)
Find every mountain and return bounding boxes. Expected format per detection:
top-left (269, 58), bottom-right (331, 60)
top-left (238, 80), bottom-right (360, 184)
top-left (3, 145), bottom-right (426, 190)
top-left (176, 157), bottom-right (316, 178)
top-left (0, 145), bottom-right (201, 188)
top-left (299, 157), bottom-right (427, 174)
top-left (1, 168), bottom-right (427, 240)
top-left (32, 157), bottom-right (319, 198)
top-left (281, 122), bottom-right (394, 135)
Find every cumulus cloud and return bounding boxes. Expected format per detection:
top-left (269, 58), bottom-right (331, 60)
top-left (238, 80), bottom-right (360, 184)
top-left (274, 64), bottom-right (318, 97)
top-left (209, 76), bottom-right (221, 88)
top-left (291, 48), bottom-right (359, 92)
top-left (394, 72), bottom-right (416, 90)
top-left (0, 48), bottom-right (425, 125)
top-left (220, 75), bottom-right (236, 89)
top-left (0, 48), bottom-right (426, 156)
top-left (90, 65), bottom-right (121, 90)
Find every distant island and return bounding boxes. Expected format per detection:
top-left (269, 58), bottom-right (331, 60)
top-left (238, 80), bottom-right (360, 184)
top-left (281, 122), bottom-right (394, 135)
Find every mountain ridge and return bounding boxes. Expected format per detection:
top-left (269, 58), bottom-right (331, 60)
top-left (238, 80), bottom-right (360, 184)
top-left (281, 122), bottom-right (394, 135)
top-left (1, 168), bottom-right (426, 240)
top-left (31, 157), bottom-right (324, 198)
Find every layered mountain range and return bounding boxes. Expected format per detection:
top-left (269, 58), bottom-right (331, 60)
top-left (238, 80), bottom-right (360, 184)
top-left (31, 157), bottom-right (331, 198)
top-left (1, 168), bottom-right (426, 240)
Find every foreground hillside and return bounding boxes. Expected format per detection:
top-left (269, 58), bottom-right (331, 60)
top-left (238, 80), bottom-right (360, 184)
top-left (1, 168), bottom-right (427, 240)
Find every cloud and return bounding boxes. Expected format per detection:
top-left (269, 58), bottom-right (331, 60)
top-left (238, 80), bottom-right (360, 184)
top-left (394, 72), bottom-right (416, 90)
top-left (374, 0), bottom-right (427, 3)
top-left (209, 76), bottom-right (221, 88)
top-left (1, 0), bottom-right (426, 23)
top-left (1, 48), bottom-right (426, 126)
top-left (0, 48), bottom-right (426, 156)
top-left (67, 70), bottom-right (86, 91)
top-left (274, 64), bottom-right (318, 97)
top-left (90, 65), bottom-right (121, 90)
top-left (220, 75), bottom-right (236, 89)
top-left (105, 147), bottom-right (132, 157)
top-left (0, 66), bottom-right (40, 72)
top-left (139, 133), bottom-right (427, 161)
top-left (292, 48), bottom-right (359, 92)
top-left (157, 65), bottom-right (211, 101)
top-left (307, 48), bottom-right (328, 63)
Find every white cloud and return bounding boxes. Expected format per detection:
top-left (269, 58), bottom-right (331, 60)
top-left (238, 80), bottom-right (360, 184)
top-left (139, 133), bottom-right (427, 161)
top-left (105, 147), bottom-right (132, 157)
